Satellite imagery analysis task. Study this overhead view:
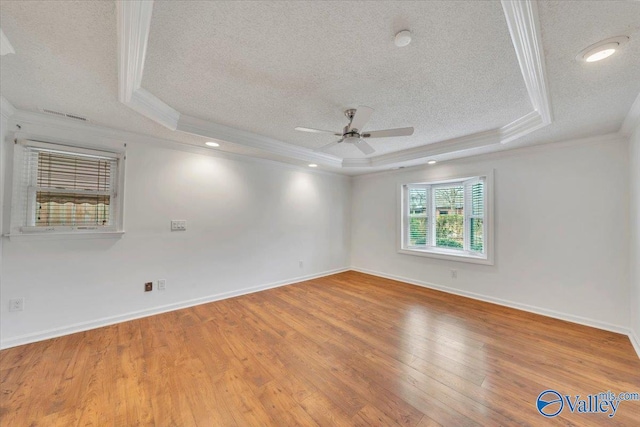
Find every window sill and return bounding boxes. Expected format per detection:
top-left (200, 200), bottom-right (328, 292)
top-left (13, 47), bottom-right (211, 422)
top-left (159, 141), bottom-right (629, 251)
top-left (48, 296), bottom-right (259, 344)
top-left (398, 247), bottom-right (493, 265)
top-left (4, 231), bottom-right (125, 241)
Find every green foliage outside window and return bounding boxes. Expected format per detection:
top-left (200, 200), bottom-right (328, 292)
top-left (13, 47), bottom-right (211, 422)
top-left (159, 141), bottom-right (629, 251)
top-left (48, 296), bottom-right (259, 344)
top-left (409, 217), bottom-right (427, 245)
top-left (405, 179), bottom-right (485, 255)
top-left (435, 214), bottom-right (463, 248)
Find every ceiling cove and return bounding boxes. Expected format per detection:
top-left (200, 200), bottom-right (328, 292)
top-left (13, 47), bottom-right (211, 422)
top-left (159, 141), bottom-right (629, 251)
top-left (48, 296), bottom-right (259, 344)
top-left (116, 0), bottom-right (552, 169)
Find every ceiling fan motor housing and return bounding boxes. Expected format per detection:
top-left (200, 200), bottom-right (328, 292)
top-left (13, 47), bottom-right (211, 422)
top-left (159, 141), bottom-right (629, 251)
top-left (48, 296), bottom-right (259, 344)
top-left (295, 105), bottom-right (413, 155)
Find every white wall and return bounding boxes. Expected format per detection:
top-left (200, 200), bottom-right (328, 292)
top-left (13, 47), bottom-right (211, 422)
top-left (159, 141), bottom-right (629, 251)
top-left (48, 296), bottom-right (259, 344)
top-left (0, 109), bottom-right (635, 350)
top-left (630, 123), bottom-right (640, 351)
top-left (0, 112), bottom-right (8, 307)
top-left (0, 120), bottom-right (351, 348)
top-left (351, 136), bottom-right (631, 331)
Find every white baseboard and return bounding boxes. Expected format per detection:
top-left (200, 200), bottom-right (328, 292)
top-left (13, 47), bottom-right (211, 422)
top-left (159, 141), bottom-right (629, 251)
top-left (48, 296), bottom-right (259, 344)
top-left (630, 330), bottom-right (640, 360)
top-left (0, 267), bottom-right (349, 350)
top-left (4, 266), bottom-right (639, 361)
top-left (351, 266), bottom-right (633, 336)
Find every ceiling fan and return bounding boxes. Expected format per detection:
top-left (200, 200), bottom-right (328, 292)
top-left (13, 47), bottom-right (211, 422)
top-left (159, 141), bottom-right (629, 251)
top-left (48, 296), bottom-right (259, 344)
top-left (295, 106), bottom-right (414, 155)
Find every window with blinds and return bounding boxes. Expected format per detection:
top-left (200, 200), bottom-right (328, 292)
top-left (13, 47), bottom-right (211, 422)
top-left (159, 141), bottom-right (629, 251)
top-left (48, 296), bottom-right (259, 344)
top-left (12, 140), bottom-right (123, 234)
top-left (466, 180), bottom-right (484, 253)
top-left (401, 175), bottom-right (490, 263)
top-left (408, 186), bottom-right (429, 247)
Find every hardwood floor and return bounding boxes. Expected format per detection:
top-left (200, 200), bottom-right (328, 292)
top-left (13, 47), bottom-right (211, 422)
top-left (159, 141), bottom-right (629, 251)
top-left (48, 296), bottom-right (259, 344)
top-left (1, 271), bottom-right (639, 426)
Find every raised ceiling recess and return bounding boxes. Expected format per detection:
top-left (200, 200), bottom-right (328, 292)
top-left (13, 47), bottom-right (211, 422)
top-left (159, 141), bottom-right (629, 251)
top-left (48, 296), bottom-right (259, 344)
top-left (116, 0), bottom-right (552, 169)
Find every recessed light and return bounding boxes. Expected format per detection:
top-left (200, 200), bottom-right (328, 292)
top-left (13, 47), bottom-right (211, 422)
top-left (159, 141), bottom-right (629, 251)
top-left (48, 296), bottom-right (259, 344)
top-left (427, 160), bottom-right (437, 165)
top-left (308, 164), bottom-right (318, 168)
top-left (576, 36), bottom-right (629, 63)
top-left (585, 47), bottom-right (616, 62)
top-left (394, 30), bottom-right (412, 48)
top-left (205, 142), bottom-right (220, 147)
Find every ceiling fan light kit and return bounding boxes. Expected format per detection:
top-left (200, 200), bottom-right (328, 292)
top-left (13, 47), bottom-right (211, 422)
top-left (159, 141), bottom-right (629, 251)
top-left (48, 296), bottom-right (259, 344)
top-left (295, 106), bottom-right (414, 156)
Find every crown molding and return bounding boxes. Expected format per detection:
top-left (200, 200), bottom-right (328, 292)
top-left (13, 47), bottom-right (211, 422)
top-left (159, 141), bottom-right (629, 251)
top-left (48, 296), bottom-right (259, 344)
top-left (1, 28), bottom-right (15, 56)
top-left (501, 0), bottom-right (553, 128)
top-left (1, 95), bottom-right (16, 119)
top-left (343, 128), bottom-right (501, 168)
top-left (11, 109), bottom-right (145, 150)
top-left (128, 88), bottom-right (180, 131)
top-left (116, 0), bottom-right (152, 103)
top-left (116, 0), bottom-right (180, 130)
top-left (499, 110), bottom-right (544, 143)
top-left (113, 0), bottom-right (552, 169)
top-left (177, 114), bottom-right (343, 167)
top-left (353, 132), bottom-right (624, 180)
top-left (620, 92), bottom-right (640, 136)
top-left (369, 129), bottom-right (501, 167)
top-left (342, 158), bottom-right (371, 168)
top-left (7, 109), bottom-right (346, 176)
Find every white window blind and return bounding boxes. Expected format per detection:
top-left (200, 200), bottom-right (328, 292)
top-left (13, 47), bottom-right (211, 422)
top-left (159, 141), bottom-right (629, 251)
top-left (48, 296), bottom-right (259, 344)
top-left (12, 141), bottom-right (122, 234)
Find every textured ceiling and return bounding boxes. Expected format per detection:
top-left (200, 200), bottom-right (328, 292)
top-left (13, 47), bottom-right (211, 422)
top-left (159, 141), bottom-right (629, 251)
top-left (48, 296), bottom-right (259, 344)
top-left (513, 0), bottom-right (640, 147)
top-left (1, 1), bottom-right (638, 175)
top-left (0, 1), bottom-right (208, 146)
top-left (142, 0), bottom-right (531, 157)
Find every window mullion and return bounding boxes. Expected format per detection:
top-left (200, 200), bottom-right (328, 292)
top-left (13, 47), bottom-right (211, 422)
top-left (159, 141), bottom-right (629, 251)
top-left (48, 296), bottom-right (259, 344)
top-left (429, 184), bottom-right (436, 247)
top-left (463, 181), bottom-right (471, 252)
top-left (404, 185), bottom-right (410, 248)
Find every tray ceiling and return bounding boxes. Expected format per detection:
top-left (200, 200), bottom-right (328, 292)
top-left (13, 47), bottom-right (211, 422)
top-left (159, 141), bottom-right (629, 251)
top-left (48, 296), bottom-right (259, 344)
top-left (1, 1), bottom-right (638, 174)
top-left (142, 0), bottom-right (531, 157)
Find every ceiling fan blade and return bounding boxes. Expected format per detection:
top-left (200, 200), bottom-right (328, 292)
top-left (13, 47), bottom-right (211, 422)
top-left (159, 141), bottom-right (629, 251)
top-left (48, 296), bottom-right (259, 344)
top-left (355, 140), bottom-right (375, 155)
top-left (349, 106), bottom-right (374, 132)
top-left (313, 140), bottom-right (341, 152)
top-left (295, 127), bottom-right (341, 136)
top-left (362, 127), bottom-right (414, 139)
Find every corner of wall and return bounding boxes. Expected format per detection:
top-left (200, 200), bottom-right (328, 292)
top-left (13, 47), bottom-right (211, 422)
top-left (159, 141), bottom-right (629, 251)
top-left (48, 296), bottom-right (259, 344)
top-left (0, 110), bottom-right (11, 301)
top-left (629, 122), bottom-right (640, 358)
top-left (630, 330), bottom-right (640, 360)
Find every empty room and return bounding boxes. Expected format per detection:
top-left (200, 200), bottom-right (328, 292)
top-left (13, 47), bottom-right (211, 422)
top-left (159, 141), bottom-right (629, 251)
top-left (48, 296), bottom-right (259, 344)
top-left (1, 0), bottom-right (639, 425)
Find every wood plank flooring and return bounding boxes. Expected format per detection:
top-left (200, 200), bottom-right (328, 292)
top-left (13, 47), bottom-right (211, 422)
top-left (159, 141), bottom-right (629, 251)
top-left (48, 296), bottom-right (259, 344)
top-left (1, 271), bottom-right (639, 426)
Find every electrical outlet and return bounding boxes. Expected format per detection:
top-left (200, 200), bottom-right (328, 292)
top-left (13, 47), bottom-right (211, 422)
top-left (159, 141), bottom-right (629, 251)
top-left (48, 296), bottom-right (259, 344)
top-left (451, 269), bottom-right (457, 279)
top-left (171, 220), bottom-right (187, 231)
top-left (145, 282), bottom-right (153, 292)
top-left (158, 279), bottom-right (166, 291)
top-left (9, 298), bottom-right (24, 312)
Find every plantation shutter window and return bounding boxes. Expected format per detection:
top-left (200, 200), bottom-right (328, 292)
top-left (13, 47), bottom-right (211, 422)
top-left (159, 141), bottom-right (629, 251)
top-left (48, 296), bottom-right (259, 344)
top-left (407, 185), bottom-right (430, 247)
top-left (464, 178), bottom-right (485, 254)
top-left (400, 173), bottom-right (491, 264)
top-left (11, 140), bottom-right (124, 235)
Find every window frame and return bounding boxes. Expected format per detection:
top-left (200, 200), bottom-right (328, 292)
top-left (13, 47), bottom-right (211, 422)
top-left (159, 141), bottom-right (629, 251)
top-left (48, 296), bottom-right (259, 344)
top-left (405, 183), bottom-right (430, 250)
top-left (398, 171), bottom-right (494, 265)
top-left (9, 139), bottom-right (126, 239)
